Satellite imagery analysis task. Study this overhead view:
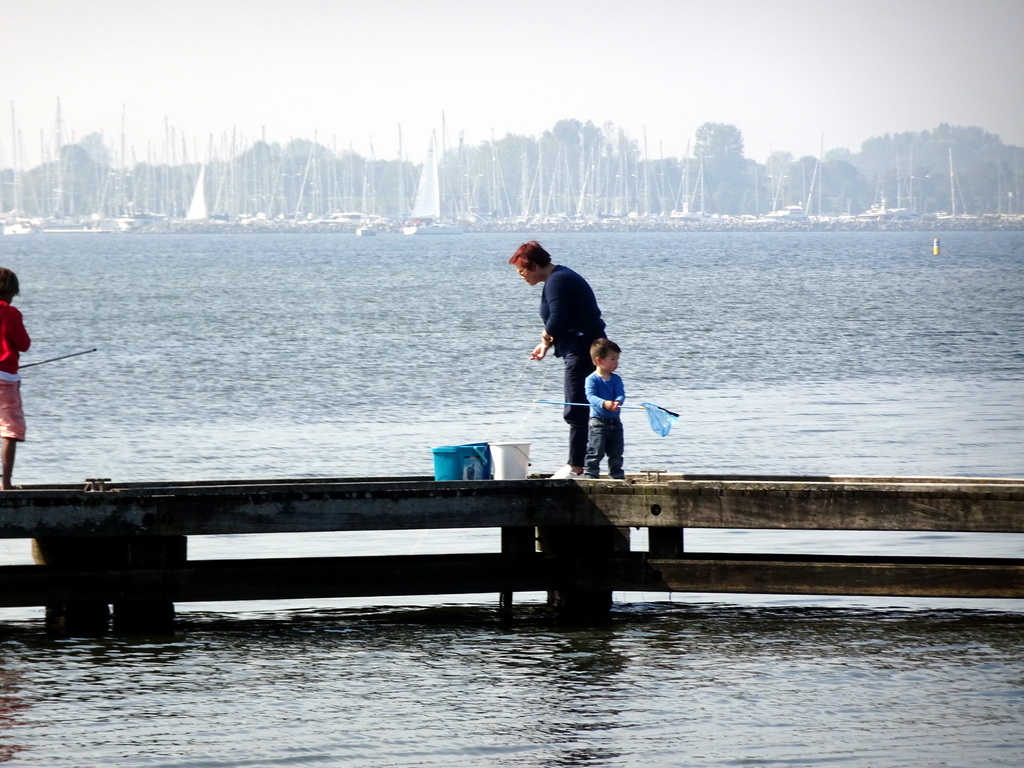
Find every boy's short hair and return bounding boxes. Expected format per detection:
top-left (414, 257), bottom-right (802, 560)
top-left (0, 268), bottom-right (19, 298)
top-left (590, 338), bottom-right (620, 361)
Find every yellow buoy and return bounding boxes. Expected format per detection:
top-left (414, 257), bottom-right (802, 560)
top-left (933, 238), bottom-right (941, 256)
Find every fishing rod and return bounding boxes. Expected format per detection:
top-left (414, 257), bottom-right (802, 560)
top-left (20, 348), bottom-right (98, 369)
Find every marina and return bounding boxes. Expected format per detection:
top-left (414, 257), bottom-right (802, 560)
top-left (4, 210), bottom-right (1021, 236)
top-left (3, 112), bottom-right (1020, 237)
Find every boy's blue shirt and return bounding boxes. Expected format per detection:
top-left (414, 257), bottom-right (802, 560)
top-left (584, 371), bottom-right (625, 418)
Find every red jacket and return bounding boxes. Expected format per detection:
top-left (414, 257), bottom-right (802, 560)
top-left (0, 302), bottom-right (31, 375)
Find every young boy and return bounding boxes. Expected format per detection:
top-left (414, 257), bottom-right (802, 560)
top-left (0, 268), bottom-right (31, 490)
top-left (583, 338), bottom-right (625, 480)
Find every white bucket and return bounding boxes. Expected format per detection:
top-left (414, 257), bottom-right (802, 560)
top-left (489, 442), bottom-right (531, 480)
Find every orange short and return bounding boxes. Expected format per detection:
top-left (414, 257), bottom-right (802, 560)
top-left (0, 380), bottom-right (26, 441)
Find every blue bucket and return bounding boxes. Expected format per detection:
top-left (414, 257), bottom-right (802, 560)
top-left (431, 442), bottom-right (492, 481)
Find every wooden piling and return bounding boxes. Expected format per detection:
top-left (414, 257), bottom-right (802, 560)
top-left (500, 526), bottom-right (537, 613)
top-left (537, 525), bottom-right (631, 621)
top-left (31, 535), bottom-right (185, 635)
top-left (32, 538), bottom-right (113, 634)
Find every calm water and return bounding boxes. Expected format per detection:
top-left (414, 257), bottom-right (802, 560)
top-left (1, 231), bottom-right (1023, 766)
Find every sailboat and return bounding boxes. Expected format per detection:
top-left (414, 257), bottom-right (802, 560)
top-left (2, 220), bottom-right (36, 236)
top-left (669, 155), bottom-right (713, 220)
top-left (185, 166), bottom-right (208, 221)
top-left (403, 135), bottom-right (462, 235)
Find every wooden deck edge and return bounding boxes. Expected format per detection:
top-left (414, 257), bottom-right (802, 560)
top-left (1, 552), bottom-right (1020, 607)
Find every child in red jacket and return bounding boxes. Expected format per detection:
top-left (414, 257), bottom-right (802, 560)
top-left (0, 268), bottom-right (31, 489)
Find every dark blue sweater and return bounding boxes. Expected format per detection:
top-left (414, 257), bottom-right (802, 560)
top-left (540, 266), bottom-right (606, 358)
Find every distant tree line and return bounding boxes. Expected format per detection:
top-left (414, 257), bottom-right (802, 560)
top-left (2, 121), bottom-right (1021, 220)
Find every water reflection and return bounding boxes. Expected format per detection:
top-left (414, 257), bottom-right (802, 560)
top-left (0, 662), bottom-right (27, 763)
top-left (0, 604), bottom-right (1021, 766)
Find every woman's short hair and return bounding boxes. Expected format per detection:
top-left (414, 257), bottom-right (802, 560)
top-left (509, 240), bottom-right (552, 269)
top-left (0, 268), bottom-right (20, 298)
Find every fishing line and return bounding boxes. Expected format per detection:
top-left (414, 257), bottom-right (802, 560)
top-left (500, 358), bottom-right (555, 441)
top-left (483, 355), bottom-right (553, 441)
top-left (482, 355), bottom-right (533, 441)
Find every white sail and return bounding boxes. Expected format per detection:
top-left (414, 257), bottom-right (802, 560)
top-left (186, 166), bottom-right (208, 220)
top-left (403, 134), bottom-right (462, 235)
top-left (409, 137), bottom-right (441, 219)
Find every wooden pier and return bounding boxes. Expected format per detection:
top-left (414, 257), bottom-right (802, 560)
top-left (1, 473), bottom-right (1022, 632)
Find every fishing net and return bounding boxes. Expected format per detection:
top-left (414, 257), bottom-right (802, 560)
top-left (641, 402), bottom-right (678, 437)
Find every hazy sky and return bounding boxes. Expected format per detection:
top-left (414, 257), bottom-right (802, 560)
top-left (2, 0), bottom-right (1022, 165)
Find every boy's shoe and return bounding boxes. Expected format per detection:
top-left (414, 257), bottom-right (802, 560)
top-left (551, 464), bottom-right (583, 479)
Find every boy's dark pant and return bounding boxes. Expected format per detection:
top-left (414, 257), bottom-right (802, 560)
top-left (584, 417), bottom-right (624, 479)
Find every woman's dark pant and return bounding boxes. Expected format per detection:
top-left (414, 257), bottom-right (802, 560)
top-left (562, 349), bottom-right (596, 467)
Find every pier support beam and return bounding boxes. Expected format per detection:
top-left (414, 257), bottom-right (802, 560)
top-left (538, 525), bottom-right (630, 622)
top-left (500, 526), bottom-right (537, 613)
top-left (32, 536), bottom-right (186, 635)
top-left (648, 527), bottom-right (685, 558)
top-left (112, 537), bottom-right (186, 634)
top-left (33, 538), bottom-right (112, 635)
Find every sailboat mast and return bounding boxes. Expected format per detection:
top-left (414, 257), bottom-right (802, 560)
top-left (397, 124), bottom-right (405, 215)
top-left (9, 102), bottom-right (20, 215)
top-left (949, 148), bottom-right (956, 218)
top-left (804, 135), bottom-right (823, 217)
top-left (53, 97), bottom-right (64, 217)
top-left (119, 105), bottom-right (127, 215)
top-left (818, 134), bottom-right (823, 216)
top-left (440, 113), bottom-right (447, 220)
top-left (642, 126), bottom-right (649, 217)
top-left (675, 140), bottom-right (690, 213)
top-left (432, 131), bottom-right (441, 218)
top-left (695, 154), bottom-right (706, 214)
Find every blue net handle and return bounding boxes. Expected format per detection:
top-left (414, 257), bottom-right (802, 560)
top-left (534, 400), bottom-right (678, 436)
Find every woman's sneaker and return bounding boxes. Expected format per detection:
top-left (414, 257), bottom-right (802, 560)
top-left (550, 465), bottom-right (583, 479)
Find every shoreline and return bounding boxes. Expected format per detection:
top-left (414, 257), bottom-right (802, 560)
top-left (17, 215), bottom-right (1020, 236)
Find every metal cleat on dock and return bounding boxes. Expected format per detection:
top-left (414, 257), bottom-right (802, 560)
top-left (638, 468), bottom-right (667, 483)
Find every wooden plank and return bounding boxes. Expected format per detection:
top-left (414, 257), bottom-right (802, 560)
top-left (573, 554), bottom-right (1024, 599)
top-left (586, 485), bottom-right (1024, 532)
top-left (0, 481), bottom-right (560, 537)
top-left (2, 478), bottom-right (1022, 538)
top-left (1, 552), bottom-right (1019, 606)
top-left (0, 554), bottom-right (561, 607)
